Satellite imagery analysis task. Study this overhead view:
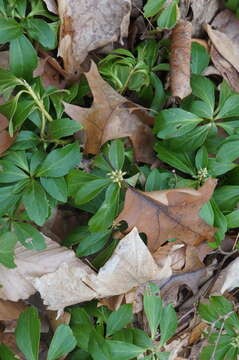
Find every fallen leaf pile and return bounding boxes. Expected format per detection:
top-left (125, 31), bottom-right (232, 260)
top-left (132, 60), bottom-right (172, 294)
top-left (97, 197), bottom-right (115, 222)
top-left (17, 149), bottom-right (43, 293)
top-left (64, 61), bottom-right (156, 164)
top-left (58, 0), bottom-right (131, 75)
top-left (0, 228), bottom-right (171, 313)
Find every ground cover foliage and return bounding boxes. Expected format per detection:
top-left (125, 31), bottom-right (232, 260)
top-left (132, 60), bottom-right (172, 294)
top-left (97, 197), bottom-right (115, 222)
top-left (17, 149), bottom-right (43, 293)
top-left (0, 0), bottom-right (239, 359)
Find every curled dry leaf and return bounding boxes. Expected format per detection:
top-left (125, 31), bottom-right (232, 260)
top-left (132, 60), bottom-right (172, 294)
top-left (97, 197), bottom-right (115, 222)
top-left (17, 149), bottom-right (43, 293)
top-left (211, 256), bottom-right (239, 294)
top-left (205, 10), bottom-right (239, 92)
top-left (0, 115), bottom-right (14, 155)
top-left (0, 229), bottom-right (171, 312)
top-left (42, 0), bottom-right (58, 14)
top-left (116, 178), bottom-right (217, 252)
top-left (170, 20), bottom-right (192, 99)
top-left (180, 0), bottom-right (221, 37)
top-left (64, 61), bottom-right (155, 164)
top-left (58, 0), bottom-right (131, 75)
top-left (0, 300), bottom-right (27, 321)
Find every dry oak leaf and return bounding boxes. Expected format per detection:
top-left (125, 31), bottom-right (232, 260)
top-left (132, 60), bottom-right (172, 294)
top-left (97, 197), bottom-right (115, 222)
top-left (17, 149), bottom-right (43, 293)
top-left (33, 228), bottom-right (171, 311)
top-left (116, 178), bottom-right (217, 252)
top-left (0, 299), bottom-right (27, 321)
top-left (170, 20), bottom-right (192, 99)
top-left (0, 114), bottom-right (14, 155)
top-left (64, 61), bottom-right (155, 164)
top-left (57, 0), bottom-right (131, 75)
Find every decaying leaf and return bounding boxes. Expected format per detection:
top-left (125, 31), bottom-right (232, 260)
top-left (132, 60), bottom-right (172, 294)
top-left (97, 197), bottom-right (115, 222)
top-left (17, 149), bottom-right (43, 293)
top-left (58, 0), bottom-right (131, 75)
top-left (116, 178), bottom-right (217, 252)
top-left (42, 0), bottom-right (58, 14)
top-left (0, 229), bottom-right (171, 312)
top-left (180, 0), bottom-right (222, 37)
top-left (205, 10), bottom-right (239, 92)
top-left (0, 300), bottom-right (27, 321)
top-left (170, 20), bottom-right (192, 99)
top-left (0, 115), bottom-right (14, 155)
top-left (64, 61), bottom-right (155, 164)
top-left (211, 256), bottom-right (239, 294)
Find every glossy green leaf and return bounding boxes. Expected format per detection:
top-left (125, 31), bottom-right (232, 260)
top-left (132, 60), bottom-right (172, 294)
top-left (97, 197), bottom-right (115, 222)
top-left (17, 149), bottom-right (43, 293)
top-left (109, 140), bottom-right (125, 170)
top-left (89, 183), bottom-right (120, 232)
top-left (166, 125), bottom-right (209, 152)
top-left (25, 18), bottom-right (56, 49)
top-left (106, 340), bottom-right (145, 360)
top-left (159, 304), bottom-right (177, 346)
top-left (195, 146), bottom-right (208, 170)
top-left (145, 169), bottom-right (171, 191)
top-left (48, 118), bottom-right (82, 139)
top-left (14, 222), bottom-right (46, 251)
top-left (208, 159), bottom-right (236, 177)
top-left (40, 177), bottom-right (68, 202)
top-left (226, 208), bottom-right (239, 228)
top-left (76, 231), bottom-right (111, 257)
top-left (106, 305), bottom-right (133, 336)
top-left (157, 1), bottom-right (179, 29)
top-left (0, 343), bottom-right (18, 360)
top-left (217, 136), bottom-right (239, 162)
top-left (0, 17), bottom-right (22, 43)
top-left (143, 0), bottom-right (166, 17)
top-left (0, 161), bottom-right (29, 183)
top-left (0, 232), bottom-right (17, 268)
top-left (155, 143), bottom-right (195, 175)
top-left (75, 179), bottom-right (110, 205)
top-left (23, 181), bottom-right (49, 225)
top-left (216, 94), bottom-right (239, 119)
top-left (191, 42), bottom-right (210, 74)
top-left (10, 35), bottom-right (37, 80)
top-left (154, 108), bottom-right (203, 139)
top-left (191, 75), bottom-right (215, 116)
top-left (188, 100), bottom-right (213, 119)
top-left (144, 293), bottom-right (162, 339)
top-left (36, 143), bottom-right (81, 177)
top-left (47, 325), bottom-right (77, 360)
top-left (15, 307), bottom-right (40, 360)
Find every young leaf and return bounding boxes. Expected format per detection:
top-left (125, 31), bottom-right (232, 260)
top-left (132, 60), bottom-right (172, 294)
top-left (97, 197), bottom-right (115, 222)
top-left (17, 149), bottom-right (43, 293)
top-left (0, 18), bottom-right (22, 43)
top-left (195, 146), bottom-right (208, 170)
top-left (36, 143), bottom-right (81, 177)
top-left (106, 340), bottom-right (145, 360)
top-left (216, 94), bottom-right (239, 119)
top-left (191, 42), bottom-right (210, 75)
top-left (143, 0), bottom-right (166, 17)
top-left (76, 231), bottom-right (111, 257)
top-left (155, 143), bottom-right (195, 175)
top-left (22, 181), bottom-right (49, 226)
top-left (88, 183), bottom-right (120, 231)
top-left (25, 18), bottom-right (56, 49)
top-left (10, 34), bottom-right (38, 80)
top-left (48, 118), bottom-right (82, 139)
top-left (157, 1), bottom-right (179, 29)
top-left (75, 179), bottom-right (110, 205)
top-left (106, 304), bottom-right (133, 336)
top-left (154, 108), bottom-right (203, 139)
top-left (14, 222), bottom-right (46, 251)
top-left (47, 325), bottom-right (77, 360)
top-left (191, 75), bottom-right (215, 117)
top-left (109, 140), bottom-right (125, 170)
top-left (0, 343), bottom-right (18, 360)
top-left (40, 177), bottom-right (68, 202)
top-left (144, 292), bottom-right (162, 339)
top-left (15, 307), bottom-right (40, 360)
top-left (0, 232), bottom-right (17, 268)
top-left (159, 304), bottom-right (177, 346)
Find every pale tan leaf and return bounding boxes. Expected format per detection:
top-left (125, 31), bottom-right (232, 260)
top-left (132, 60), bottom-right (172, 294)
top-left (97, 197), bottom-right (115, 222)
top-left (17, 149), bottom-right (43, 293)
top-left (58, 0), bottom-right (131, 74)
top-left (42, 0), bottom-right (58, 14)
top-left (33, 228), bottom-right (171, 311)
top-left (64, 61), bottom-right (155, 164)
top-left (116, 178), bottom-right (217, 252)
top-left (170, 20), bottom-right (192, 99)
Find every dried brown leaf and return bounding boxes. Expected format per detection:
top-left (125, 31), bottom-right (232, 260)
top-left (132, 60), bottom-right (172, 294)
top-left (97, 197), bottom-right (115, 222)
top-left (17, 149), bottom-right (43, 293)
top-left (0, 300), bottom-right (27, 321)
top-left (211, 257), bottom-right (239, 294)
top-left (64, 61), bottom-right (155, 164)
top-left (116, 178), bottom-right (217, 252)
top-left (0, 130), bottom-right (14, 155)
top-left (58, 0), bottom-right (131, 75)
top-left (170, 20), bottom-right (192, 99)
